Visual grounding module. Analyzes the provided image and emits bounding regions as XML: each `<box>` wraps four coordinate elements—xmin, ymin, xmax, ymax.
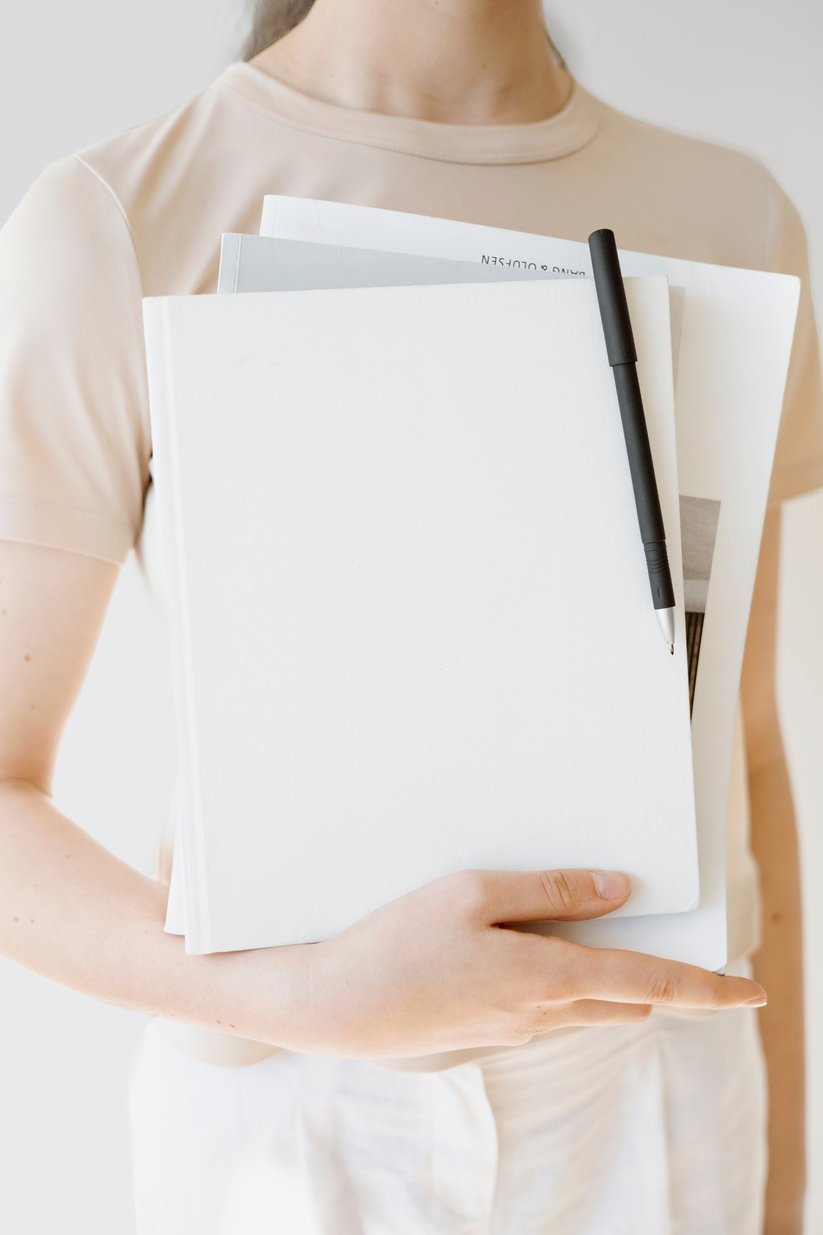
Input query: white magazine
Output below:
<box><xmin>145</xmin><ymin>275</ymin><xmax>699</xmax><ymax>955</ymax></box>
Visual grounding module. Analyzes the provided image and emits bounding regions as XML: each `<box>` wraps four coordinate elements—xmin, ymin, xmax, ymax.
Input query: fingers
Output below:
<box><xmin>551</xmin><ymin>941</ymin><xmax>767</xmax><ymax>1009</ymax></box>
<box><xmin>468</xmin><ymin>867</ymin><xmax>632</xmax><ymax>925</ymax></box>
<box><xmin>532</xmin><ymin>999</ymin><xmax>654</xmax><ymax>1032</ymax></box>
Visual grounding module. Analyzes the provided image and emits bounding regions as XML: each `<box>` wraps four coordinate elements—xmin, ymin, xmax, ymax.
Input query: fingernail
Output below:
<box><xmin>592</xmin><ymin>871</ymin><xmax>630</xmax><ymax>899</ymax></box>
<box><xmin>743</xmin><ymin>995</ymin><xmax>768</xmax><ymax>1007</ymax></box>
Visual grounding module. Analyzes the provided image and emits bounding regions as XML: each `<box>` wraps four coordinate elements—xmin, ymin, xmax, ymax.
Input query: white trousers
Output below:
<box><xmin>127</xmin><ymin>963</ymin><xmax>767</xmax><ymax>1235</ymax></box>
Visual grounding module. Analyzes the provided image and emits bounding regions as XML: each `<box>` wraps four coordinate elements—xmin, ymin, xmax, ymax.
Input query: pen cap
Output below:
<box><xmin>588</xmin><ymin>229</ymin><xmax>637</xmax><ymax>367</ymax></box>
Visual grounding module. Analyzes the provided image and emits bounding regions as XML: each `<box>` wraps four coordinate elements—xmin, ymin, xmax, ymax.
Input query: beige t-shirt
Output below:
<box><xmin>1</xmin><ymin>56</ymin><xmax>821</xmax><ymax>1070</ymax></box>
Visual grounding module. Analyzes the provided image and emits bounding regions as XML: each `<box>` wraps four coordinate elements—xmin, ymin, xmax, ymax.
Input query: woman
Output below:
<box><xmin>0</xmin><ymin>1</ymin><xmax>819</xmax><ymax>1231</ymax></box>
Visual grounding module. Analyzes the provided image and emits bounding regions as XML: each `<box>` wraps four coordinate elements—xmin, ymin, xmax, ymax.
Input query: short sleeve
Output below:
<box><xmin>762</xmin><ymin>167</ymin><xmax>823</xmax><ymax>509</ymax></box>
<box><xmin>0</xmin><ymin>153</ymin><xmax>151</xmax><ymax>565</ymax></box>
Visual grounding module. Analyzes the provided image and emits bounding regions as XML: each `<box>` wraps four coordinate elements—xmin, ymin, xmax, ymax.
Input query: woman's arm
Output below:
<box><xmin>0</xmin><ymin>537</ymin><xmax>329</xmax><ymax>1046</ymax></box>
<box><xmin>740</xmin><ymin>502</ymin><xmax>806</xmax><ymax>1235</ymax></box>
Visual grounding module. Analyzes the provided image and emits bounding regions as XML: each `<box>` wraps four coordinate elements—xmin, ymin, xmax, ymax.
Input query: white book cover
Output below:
<box><xmin>144</xmin><ymin>274</ymin><xmax>698</xmax><ymax>955</ymax></box>
<box><xmin>253</xmin><ymin>197</ymin><xmax>800</xmax><ymax>968</ymax></box>
<box><xmin>164</xmin><ymin>237</ymin><xmax>686</xmax><ymax>945</ymax></box>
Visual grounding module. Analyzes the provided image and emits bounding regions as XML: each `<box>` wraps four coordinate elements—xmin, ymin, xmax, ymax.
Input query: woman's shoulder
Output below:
<box><xmin>17</xmin><ymin>66</ymin><xmax>255</xmax><ymax>296</ymax></box>
<box><xmin>593</xmin><ymin>87</ymin><xmax>768</xmax><ymax>188</ymax></box>
<box><xmin>70</xmin><ymin>75</ymin><xmax>221</xmax><ymax>209</ymax></box>
<box><xmin>584</xmin><ymin>85</ymin><xmax>795</xmax><ymax>271</ymax></box>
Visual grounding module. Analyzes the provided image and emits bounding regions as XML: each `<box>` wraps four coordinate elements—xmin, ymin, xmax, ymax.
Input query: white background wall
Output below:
<box><xmin>0</xmin><ymin>0</ymin><xmax>820</xmax><ymax>1230</ymax></box>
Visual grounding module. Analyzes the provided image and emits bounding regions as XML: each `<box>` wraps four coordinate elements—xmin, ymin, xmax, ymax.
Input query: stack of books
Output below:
<box><xmin>141</xmin><ymin>198</ymin><xmax>799</xmax><ymax>971</ymax></box>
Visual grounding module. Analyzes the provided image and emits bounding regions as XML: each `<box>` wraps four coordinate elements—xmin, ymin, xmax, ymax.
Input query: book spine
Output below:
<box><xmin>144</xmin><ymin>299</ymin><xmax>213</xmax><ymax>953</ymax></box>
<box><xmin>216</xmin><ymin>233</ymin><xmax>242</xmax><ymax>294</ymax></box>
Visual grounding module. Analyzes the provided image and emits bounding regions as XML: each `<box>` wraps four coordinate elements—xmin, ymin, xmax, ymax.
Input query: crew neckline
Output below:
<box><xmin>212</xmin><ymin>58</ymin><xmax>604</xmax><ymax>165</ymax></box>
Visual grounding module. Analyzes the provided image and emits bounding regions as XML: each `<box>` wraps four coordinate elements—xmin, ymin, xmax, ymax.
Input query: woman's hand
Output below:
<box><xmin>302</xmin><ymin>867</ymin><xmax>767</xmax><ymax>1060</ymax></box>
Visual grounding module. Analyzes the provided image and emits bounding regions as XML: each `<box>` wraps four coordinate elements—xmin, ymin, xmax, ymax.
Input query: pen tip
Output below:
<box><xmin>669</xmin><ymin>643</ymin><xmax>674</xmax><ymax>656</ymax></box>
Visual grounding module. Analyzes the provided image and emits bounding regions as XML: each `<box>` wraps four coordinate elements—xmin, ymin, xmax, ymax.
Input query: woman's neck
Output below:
<box><xmin>249</xmin><ymin>0</ymin><xmax>572</xmax><ymax>125</ymax></box>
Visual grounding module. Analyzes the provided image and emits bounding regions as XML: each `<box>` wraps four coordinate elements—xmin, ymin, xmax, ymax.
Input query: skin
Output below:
<box><xmin>0</xmin><ymin>0</ymin><xmax>801</xmax><ymax>1224</ymax></box>
<box><xmin>251</xmin><ymin>0</ymin><xmax>573</xmax><ymax>126</ymax></box>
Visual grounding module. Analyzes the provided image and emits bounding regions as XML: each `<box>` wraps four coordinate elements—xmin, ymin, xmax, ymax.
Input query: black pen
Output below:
<box><xmin>587</xmin><ymin>228</ymin><xmax>676</xmax><ymax>654</ymax></box>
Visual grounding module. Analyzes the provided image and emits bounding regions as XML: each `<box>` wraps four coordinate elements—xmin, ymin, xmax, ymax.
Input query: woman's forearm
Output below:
<box><xmin>0</xmin><ymin>777</ymin><xmax>324</xmax><ymax>1047</ymax></box>
<box><xmin>748</xmin><ymin>748</ymin><xmax>806</xmax><ymax>1234</ymax></box>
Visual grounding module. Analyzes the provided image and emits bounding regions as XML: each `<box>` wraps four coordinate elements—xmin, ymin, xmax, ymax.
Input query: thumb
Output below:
<box><xmin>479</xmin><ymin>867</ymin><xmax>632</xmax><ymax>924</ymax></box>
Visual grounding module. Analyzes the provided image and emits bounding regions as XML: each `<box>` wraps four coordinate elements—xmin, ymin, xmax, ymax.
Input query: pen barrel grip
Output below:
<box><xmin>643</xmin><ymin>540</ymin><xmax>676</xmax><ymax>610</ymax></box>
<box><xmin>611</xmin><ymin>362</ymin><xmax>667</xmax><ymax>542</ymax></box>
<box><xmin>588</xmin><ymin>229</ymin><xmax>637</xmax><ymax>365</ymax></box>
